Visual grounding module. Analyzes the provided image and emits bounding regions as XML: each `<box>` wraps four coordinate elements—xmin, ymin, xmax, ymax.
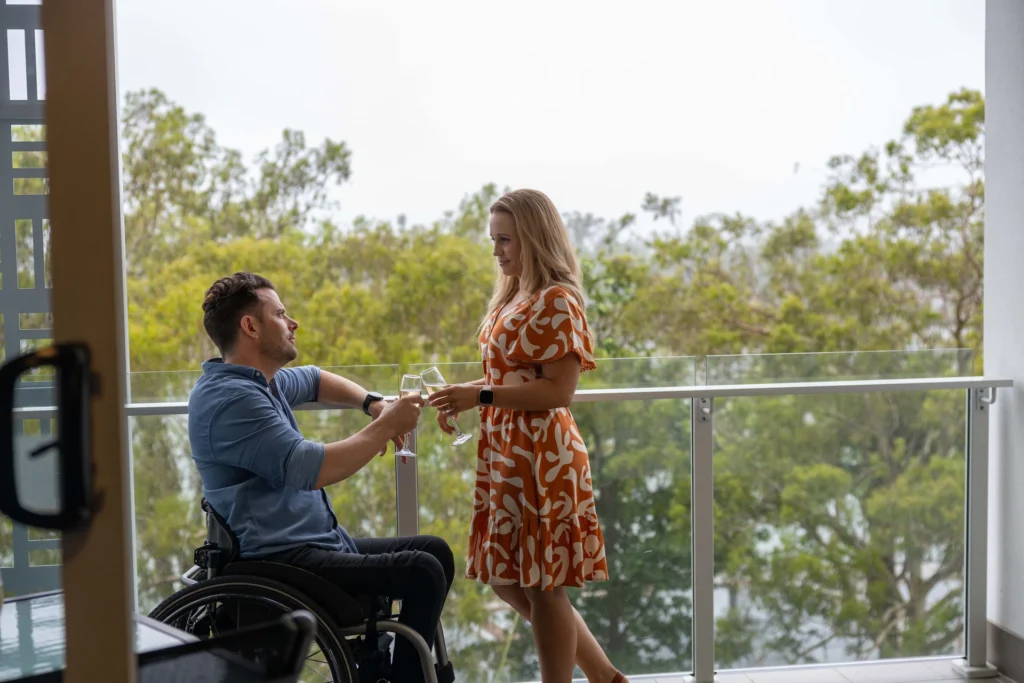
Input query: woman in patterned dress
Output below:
<box><xmin>428</xmin><ymin>189</ymin><xmax>628</xmax><ymax>683</ymax></box>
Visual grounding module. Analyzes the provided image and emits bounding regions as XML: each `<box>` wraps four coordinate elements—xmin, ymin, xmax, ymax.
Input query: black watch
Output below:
<box><xmin>362</xmin><ymin>391</ymin><xmax>384</xmax><ymax>416</ymax></box>
<box><xmin>479</xmin><ymin>386</ymin><xmax>494</xmax><ymax>406</ymax></box>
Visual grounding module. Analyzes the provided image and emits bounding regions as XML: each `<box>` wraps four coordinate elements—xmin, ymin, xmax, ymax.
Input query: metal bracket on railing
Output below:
<box><xmin>698</xmin><ymin>397</ymin><xmax>713</xmax><ymax>422</ymax></box>
<box><xmin>977</xmin><ymin>387</ymin><xmax>997</xmax><ymax>410</ymax></box>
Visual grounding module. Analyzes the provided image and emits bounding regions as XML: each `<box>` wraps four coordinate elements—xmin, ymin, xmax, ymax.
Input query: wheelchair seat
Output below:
<box><xmin>194</xmin><ymin>498</ymin><xmax>384</xmax><ymax>626</ymax></box>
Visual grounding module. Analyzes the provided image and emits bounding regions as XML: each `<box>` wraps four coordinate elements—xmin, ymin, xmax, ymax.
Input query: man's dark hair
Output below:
<box><xmin>202</xmin><ymin>272</ymin><xmax>276</xmax><ymax>355</ymax></box>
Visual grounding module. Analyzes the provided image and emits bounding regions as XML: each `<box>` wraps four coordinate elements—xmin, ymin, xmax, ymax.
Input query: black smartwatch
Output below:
<box><xmin>479</xmin><ymin>386</ymin><xmax>494</xmax><ymax>406</ymax></box>
<box><xmin>362</xmin><ymin>391</ymin><xmax>384</xmax><ymax>416</ymax></box>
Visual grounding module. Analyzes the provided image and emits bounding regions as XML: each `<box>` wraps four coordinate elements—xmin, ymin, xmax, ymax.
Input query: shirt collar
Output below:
<box><xmin>201</xmin><ymin>357</ymin><xmax>271</xmax><ymax>387</ymax></box>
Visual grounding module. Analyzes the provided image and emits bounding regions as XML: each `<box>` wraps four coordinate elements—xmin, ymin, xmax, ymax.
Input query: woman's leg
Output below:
<box><xmin>570</xmin><ymin>607</ymin><xmax>622</xmax><ymax>683</ymax></box>
<box><xmin>491</xmin><ymin>583</ymin><xmax>532</xmax><ymax>619</ymax></box>
<box><xmin>525</xmin><ymin>586</ymin><xmax>578</xmax><ymax>682</ymax></box>
<box><xmin>491</xmin><ymin>584</ymin><xmax>626</xmax><ymax>683</ymax></box>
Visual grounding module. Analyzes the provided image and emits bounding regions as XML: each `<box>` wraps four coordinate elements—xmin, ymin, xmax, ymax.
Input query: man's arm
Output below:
<box><xmin>313</xmin><ymin>420</ymin><xmax>393</xmax><ymax>489</ymax></box>
<box><xmin>278</xmin><ymin>366</ymin><xmax>385</xmax><ymax>417</ymax></box>
<box><xmin>317</xmin><ymin>369</ymin><xmax>377</xmax><ymax>411</ymax></box>
<box><xmin>319</xmin><ymin>369</ymin><xmax>398</xmax><ymax>423</ymax></box>
<box><xmin>313</xmin><ymin>395</ymin><xmax>423</xmax><ymax>489</ymax></box>
<box><xmin>208</xmin><ymin>396</ymin><xmax>328</xmax><ymax>491</ymax></box>
<box><xmin>209</xmin><ymin>390</ymin><xmax>420</xmax><ymax>491</ymax></box>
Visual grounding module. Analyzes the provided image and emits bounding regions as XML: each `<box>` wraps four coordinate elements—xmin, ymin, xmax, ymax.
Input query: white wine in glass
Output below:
<box><xmin>420</xmin><ymin>366</ymin><xmax>474</xmax><ymax>446</ymax></box>
<box><xmin>396</xmin><ymin>374</ymin><xmax>422</xmax><ymax>457</ymax></box>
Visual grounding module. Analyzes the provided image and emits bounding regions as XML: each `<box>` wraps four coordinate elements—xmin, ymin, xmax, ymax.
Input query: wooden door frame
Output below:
<box><xmin>41</xmin><ymin>0</ymin><xmax>135</xmax><ymax>681</ymax></box>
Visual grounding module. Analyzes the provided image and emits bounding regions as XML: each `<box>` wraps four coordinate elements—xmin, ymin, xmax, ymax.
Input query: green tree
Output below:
<box><xmin>615</xmin><ymin>89</ymin><xmax>983</xmax><ymax>666</ymax></box>
<box><xmin>118</xmin><ymin>86</ymin><xmax>986</xmax><ymax>680</ymax></box>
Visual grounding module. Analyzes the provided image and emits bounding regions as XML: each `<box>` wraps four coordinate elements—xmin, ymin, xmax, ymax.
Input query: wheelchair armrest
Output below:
<box><xmin>194</xmin><ymin>542</ymin><xmax>233</xmax><ymax>572</ymax></box>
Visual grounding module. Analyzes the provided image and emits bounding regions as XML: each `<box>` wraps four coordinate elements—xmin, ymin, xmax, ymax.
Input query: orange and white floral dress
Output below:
<box><xmin>466</xmin><ymin>285</ymin><xmax>609</xmax><ymax>589</ymax></box>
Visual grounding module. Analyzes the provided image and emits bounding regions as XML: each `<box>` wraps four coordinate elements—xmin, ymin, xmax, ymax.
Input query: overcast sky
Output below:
<box><xmin>108</xmin><ymin>0</ymin><xmax>984</xmax><ymax>234</ymax></box>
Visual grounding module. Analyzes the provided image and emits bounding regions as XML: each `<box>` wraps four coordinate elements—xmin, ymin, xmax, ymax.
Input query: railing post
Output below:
<box><xmin>954</xmin><ymin>387</ymin><xmax>998</xmax><ymax>678</ymax></box>
<box><xmin>687</xmin><ymin>397</ymin><xmax>716</xmax><ymax>683</ymax></box>
<box><xmin>395</xmin><ymin>427</ymin><xmax>420</xmax><ymax>537</ymax></box>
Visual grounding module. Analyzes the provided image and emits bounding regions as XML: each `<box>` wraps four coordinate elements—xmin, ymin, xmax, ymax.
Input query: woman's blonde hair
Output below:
<box><xmin>483</xmin><ymin>189</ymin><xmax>587</xmax><ymax>327</ymax></box>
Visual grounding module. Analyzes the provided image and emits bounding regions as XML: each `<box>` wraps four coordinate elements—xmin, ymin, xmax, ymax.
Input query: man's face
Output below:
<box><xmin>254</xmin><ymin>288</ymin><xmax>298</xmax><ymax>365</ymax></box>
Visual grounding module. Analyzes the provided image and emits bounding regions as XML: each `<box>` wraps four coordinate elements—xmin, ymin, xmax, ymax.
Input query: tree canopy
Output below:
<box><xmin>97</xmin><ymin>86</ymin><xmax>989</xmax><ymax>681</ymax></box>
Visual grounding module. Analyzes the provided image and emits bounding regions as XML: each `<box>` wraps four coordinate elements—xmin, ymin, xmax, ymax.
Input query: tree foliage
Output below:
<box><xmin>113</xmin><ymin>88</ymin><xmax>985</xmax><ymax>681</ymax></box>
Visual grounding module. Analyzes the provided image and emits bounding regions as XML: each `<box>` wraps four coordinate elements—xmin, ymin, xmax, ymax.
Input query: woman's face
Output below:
<box><xmin>489</xmin><ymin>211</ymin><xmax>523</xmax><ymax>278</ymax></box>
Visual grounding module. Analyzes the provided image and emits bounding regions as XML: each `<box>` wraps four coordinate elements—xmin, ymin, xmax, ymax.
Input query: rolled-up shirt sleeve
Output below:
<box><xmin>275</xmin><ymin>366</ymin><xmax>322</xmax><ymax>407</ymax></box>
<box><xmin>207</xmin><ymin>389</ymin><xmax>325</xmax><ymax>490</ymax></box>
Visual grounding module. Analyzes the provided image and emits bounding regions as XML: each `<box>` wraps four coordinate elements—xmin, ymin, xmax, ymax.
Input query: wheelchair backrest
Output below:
<box><xmin>201</xmin><ymin>497</ymin><xmax>240</xmax><ymax>562</ymax></box>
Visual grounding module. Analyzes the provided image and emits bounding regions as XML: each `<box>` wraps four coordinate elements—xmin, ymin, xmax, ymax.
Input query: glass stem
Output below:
<box><xmin>448</xmin><ymin>415</ymin><xmax>466</xmax><ymax>436</ymax></box>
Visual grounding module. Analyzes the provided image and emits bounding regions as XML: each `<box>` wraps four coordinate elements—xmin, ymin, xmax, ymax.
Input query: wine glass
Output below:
<box><xmin>420</xmin><ymin>366</ymin><xmax>474</xmax><ymax>446</ymax></box>
<box><xmin>396</xmin><ymin>374</ymin><xmax>422</xmax><ymax>458</ymax></box>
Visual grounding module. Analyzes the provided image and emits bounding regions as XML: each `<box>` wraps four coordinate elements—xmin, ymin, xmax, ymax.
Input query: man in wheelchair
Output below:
<box><xmin>181</xmin><ymin>272</ymin><xmax>455</xmax><ymax>683</ymax></box>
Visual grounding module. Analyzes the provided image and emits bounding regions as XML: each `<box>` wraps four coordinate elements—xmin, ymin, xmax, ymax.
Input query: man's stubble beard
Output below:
<box><xmin>261</xmin><ymin>337</ymin><xmax>297</xmax><ymax>365</ymax></box>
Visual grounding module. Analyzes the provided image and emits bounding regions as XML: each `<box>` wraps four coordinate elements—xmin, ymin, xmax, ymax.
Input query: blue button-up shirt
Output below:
<box><xmin>188</xmin><ymin>359</ymin><xmax>358</xmax><ymax>557</ymax></box>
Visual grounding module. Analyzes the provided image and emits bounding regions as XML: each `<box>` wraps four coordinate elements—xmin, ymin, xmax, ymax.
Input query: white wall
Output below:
<box><xmin>986</xmin><ymin>0</ymin><xmax>1024</xmax><ymax>639</ymax></box>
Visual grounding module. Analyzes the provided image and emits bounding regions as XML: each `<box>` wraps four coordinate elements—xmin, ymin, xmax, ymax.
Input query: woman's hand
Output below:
<box><xmin>428</xmin><ymin>383</ymin><xmax>480</xmax><ymax>418</ymax></box>
<box><xmin>436</xmin><ymin>409</ymin><xmax>456</xmax><ymax>435</ymax></box>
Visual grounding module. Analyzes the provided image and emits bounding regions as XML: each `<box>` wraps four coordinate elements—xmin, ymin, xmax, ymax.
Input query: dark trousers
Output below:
<box><xmin>264</xmin><ymin>535</ymin><xmax>454</xmax><ymax>683</ymax></box>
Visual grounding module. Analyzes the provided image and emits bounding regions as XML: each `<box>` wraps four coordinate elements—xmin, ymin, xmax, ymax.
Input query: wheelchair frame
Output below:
<box><xmin>164</xmin><ymin>499</ymin><xmax>452</xmax><ymax>683</ymax></box>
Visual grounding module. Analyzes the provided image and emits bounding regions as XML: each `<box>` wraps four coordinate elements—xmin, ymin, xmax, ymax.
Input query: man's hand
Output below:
<box><xmin>379</xmin><ymin>396</ymin><xmax>423</xmax><ymax>462</ymax></box>
<box><xmin>378</xmin><ymin>395</ymin><xmax>423</xmax><ymax>437</ymax></box>
<box><xmin>367</xmin><ymin>398</ymin><xmax>395</xmax><ymax>455</ymax></box>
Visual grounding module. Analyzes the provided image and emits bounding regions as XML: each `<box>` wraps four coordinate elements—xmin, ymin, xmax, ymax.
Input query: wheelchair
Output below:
<box><xmin>148</xmin><ymin>499</ymin><xmax>455</xmax><ymax>683</ymax></box>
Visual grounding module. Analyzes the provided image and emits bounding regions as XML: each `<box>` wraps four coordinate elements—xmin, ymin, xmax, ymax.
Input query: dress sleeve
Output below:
<box><xmin>506</xmin><ymin>286</ymin><xmax>597</xmax><ymax>371</ymax></box>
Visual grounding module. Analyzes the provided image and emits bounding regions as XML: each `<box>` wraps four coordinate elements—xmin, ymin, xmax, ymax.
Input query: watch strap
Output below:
<box><xmin>362</xmin><ymin>392</ymin><xmax>383</xmax><ymax>416</ymax></box>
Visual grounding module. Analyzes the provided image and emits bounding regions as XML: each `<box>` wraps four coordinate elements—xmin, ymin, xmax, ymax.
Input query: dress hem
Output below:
<box><xmin>465</xmin><ymin>508</ymin><xmax>610</xmax><ymax>590</ymax></box>
<box><xmin>464</xmin><ymin>572</ymin><xmax>610</xmax><ymax>590</ymax></box>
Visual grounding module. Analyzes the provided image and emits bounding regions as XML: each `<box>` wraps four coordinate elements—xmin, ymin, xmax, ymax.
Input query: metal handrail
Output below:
<box><xmin>9</xmin><ymin>375</ymin><xmax>1012</xmax><ymax>420</ymax></box>
<box><xmin>7</xmin><ymin>373</ymin><xmax>1012</xmax><ymax>682</ymax></box>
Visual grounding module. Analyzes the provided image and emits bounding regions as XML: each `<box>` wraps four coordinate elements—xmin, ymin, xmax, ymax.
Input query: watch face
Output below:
<box><xmin>367</xmin><ymin>392</ymin><xmax>383</xmax><ymax>400</ymax></box>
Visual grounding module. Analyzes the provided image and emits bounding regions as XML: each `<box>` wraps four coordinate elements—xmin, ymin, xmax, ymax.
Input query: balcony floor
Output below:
<box><xmin>576</xmin><ymin>660</ymin><xmax>1017</xmax><ymax>683</ymax></box>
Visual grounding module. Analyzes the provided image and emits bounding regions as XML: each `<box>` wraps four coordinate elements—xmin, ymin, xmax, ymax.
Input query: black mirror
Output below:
<box><xmin>0</xmin><ymin>342</ymin><xmax>93</xmax><ymax>530</ymax></box>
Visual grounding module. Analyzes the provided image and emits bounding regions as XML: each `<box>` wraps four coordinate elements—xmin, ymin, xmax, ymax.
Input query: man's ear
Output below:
<box><xmin>239</xmin><ymin>314</ymin><xmax>259</xmax><ymax>339</ymax></box>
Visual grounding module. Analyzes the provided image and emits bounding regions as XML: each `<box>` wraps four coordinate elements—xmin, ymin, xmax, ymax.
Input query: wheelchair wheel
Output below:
<box><xmin>149</xmin><ymin>574</ymin><xmax>359</xmax><ymax>683</ymax></box>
